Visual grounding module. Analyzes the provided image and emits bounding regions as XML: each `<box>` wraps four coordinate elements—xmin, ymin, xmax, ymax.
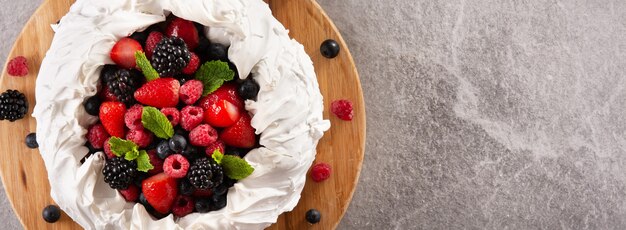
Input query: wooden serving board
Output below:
<box><xmin>0</xmin><ymin>0</ymin><xmax>365</xmax><ymax>229</ymax></box>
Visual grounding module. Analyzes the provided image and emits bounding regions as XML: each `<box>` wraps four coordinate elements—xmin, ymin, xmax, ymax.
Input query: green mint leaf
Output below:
<box><xmin>135</xmin><ymin>51</ymin><xmax>159</xmax><ymax>81</ymax></box>
<box><xmin>222</xmin><ymin>155</ymin><xmax>254</xmax><ymax>180</ymax></box>
<box><xmin>212</xmin><ymin>150</ymin><xmax>224</xmax><ymax>164</ymax></box>
<box><xmin>136</xmin><ymin>150</ymin><xmax>154</xmax><ymax>172</ymax></box>
<box><xmin>108</xmin><ymin>137</ymin><xmax>138</xmax><ymax>157</ymax></box>
<box><xmin>124</xmin><ymin>148</ymin><xmax>140</xmax><ymax>161</ymax></box>
<box><xmin>142</xmin><ymin>106</ymin><xmax>174</xmax><ymax>139</ymax></box>
<box><xmin>194</xmin><ymin>60</ymin><xmax>235</xmax><ymax>96</ymax></box>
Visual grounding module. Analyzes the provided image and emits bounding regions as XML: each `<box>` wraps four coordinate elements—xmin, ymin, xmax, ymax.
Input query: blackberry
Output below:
<box><xmin>102</xmin><ymin>157</ymin><xmax>138</xmax><ymax>189</ymax></box>
<box><xmin>106</xmin><ymin>69</ymin><xmax>141</xmax><ymax>105</ymax></box>
<box><xmin>0</xmin><ymin>89</ymin><xmax>28</xmax><ymax>122</ymax></box>
<box><xmin>100</xmin><ymin>64</ymin><xmax>119</xmax><ymax>83</ymax></box>
<box><xmin>151</xmin><ymin>37</ymin><xmax>191</xmax><ymax>76</ymax></box>
<box><xmin>187</xmin><ymin>158</ymin><xmax>223</xmax><ymax>189</ymax></box>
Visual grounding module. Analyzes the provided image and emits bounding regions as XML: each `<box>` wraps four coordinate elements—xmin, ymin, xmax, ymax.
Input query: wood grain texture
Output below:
<box><xmin>0</xmin><ymin>0</ymin><xmax>365</xmax><ymax>229</ymax></box>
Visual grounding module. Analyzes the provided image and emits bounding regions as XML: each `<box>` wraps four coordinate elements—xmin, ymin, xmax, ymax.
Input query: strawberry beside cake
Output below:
<box><xmin>32</xmin><ymin>0</ymin><xmax>330</xmax><ymax>229</ymax></box>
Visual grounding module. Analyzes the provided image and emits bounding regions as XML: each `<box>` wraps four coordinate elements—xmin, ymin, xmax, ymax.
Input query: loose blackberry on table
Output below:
<box><xmin>151</xmin><ymin>37</ymin><xmax>191</xmax><ymax>76</ymax></box>
<box><xmin>0</xmin><ymin>89</ymin><xmax>28</xmax><ymax>122</ymax></box>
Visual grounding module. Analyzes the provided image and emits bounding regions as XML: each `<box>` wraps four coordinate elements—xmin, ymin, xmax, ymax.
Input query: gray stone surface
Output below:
<box><xmin>2</xmin><ymin>0</ymin><xmax>626</xmax><ymax>229</ymax></box>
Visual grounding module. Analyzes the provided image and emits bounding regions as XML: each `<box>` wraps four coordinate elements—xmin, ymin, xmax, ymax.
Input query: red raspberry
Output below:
<box><xmin>179</xmin><ymin>79</ymin><xmax>203</xmax><ymax>105</ymax></box>
<box><xmin>119</xmin><ymin>185</ymin><xmax>140</xmax><ymax>202</ymax></box>
<box><xmin>124</xmin><ymin>105</ymin><xmax>144</xmax><ymax>130</ymax></box>
<box><xmin>331</xmin><ymin>99</ymin><xmax>354</xmax><ymax>121</ymax></box>
<box><xmin>126</xmin><ymin>129</ymin><xmax>154</xmax><ymax>148</ymax></box>
<box><xmin>145</xmin><ymin>31</ymin><xmax>164</xmax><ymax>59</ymax></box>
<box><xmin>189</xmin><ymin>124</ymin><xmax>218</xmax><ymax>147</ymax></box>
<box><xmin>87</xmin><ymin>123</ymin><xmax>110</xmax><ymax>149</ymax></box>
<box><xmin>147</xmin><ymin>150</ymin><xmax>164</xmax><ymax>175</ymax></box>
<box><xmin>192</xmin><ymin>188</ymin><xmax>213</xmax><ymax>198</ymax></box>
<box><xmin>310</xmin><ymin>162</ymin><xmax>332</xmax><ymax>182</ymax></box>
<box><xmin>7</xmin><ymin>56</ymin><xmax>28</xmax><ymax>76</ymax></box>
<box><xmin>182</xmin><ymin>52</ymin><xmax>200</xmax><ymax>75</ymax></box>
<box><xmin>171</xmin><ymin>195</ymin><xmax>194</xmax><ymax>217</ymax></box>
<box><xmin>160</xmin><ymin>107</ymin><xmax>180</xmax><ymax>127</ymax></box>
<box><xmin>163</xmin><ymin>154</ymin><xmax>190</xmax><ymax>178</ymax></box>
<box><xmin>205</xmin><ymin>140</ymin><xmax>225</xmax><ymax>157</ymax></box>
<box><xmin>103</xmin><ymin>137</ymin><xmax>115</xmax><ymax>159</ymax></box>
<box><xmin>180</xmin><ymin>106</ymin><xmax>204</xmax><ymax>131</ymax></box>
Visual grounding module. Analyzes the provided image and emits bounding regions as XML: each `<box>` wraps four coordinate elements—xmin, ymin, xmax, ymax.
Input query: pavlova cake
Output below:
<box><xmin>31</xmin><ymin>0</ymin><xmax>330</xmax><ymax>228</ymax></box>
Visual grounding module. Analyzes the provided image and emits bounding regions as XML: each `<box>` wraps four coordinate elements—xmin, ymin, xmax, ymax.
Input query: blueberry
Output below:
<box><xmin>42</xmin><ymin>205</ymin><xmax>61</xmax><ymax>223</ymax></box>
<box><xmin>25</xmin><ymin>132</ymin><xmax>38</xmax><ymax>149</ymax></box>
<box><xmin>206</xmin><ymin>43</ymin><xmax>228</xmax><ymax>61</ymax></box>
<box><xmin>179</xmin><ymin>179</ymin><xmax>195</xmax><ymax>196</ymax></box>
<box><xmin>238</xmin><ymin>78</ymin><xmax>259</xmax><ymax>101</ymax></box>
<box><xmin>320</xmin><ymin>39</ymin><xmax>340</xmax><ymax>58</ymax></box>
<box><xmin>211</xmin><ymin>194</ymin><xmax>227</xmax><ymax>210</ymax></box>
<box><xmin>168</xmin><ymin>134</ymin><xmax>187</xmax><ymax>153</ymax></box>
<box><xmin>305</xmin><ymin>209</ymin><xmax>321</xmax><ymax>224</ymax></box>
<box><xmin>181</xmin><ymin>145</ymin><xmax>199</xmax><ymax>160</ymax></box>
<box><xmin>156</xmin><ymin>140</ymin><xmax>173</xmax><ymax>159</ymax></box>
<box><xmin>213</xmin><ymin>183</ymin><xmax>228</xmax><ymax>196</ymax></box>
<box><xmin>84</xmin><ymin>96</ymin><xmax>102</xmax><ymax>116</ymax></box>
<box><xmin>195</xmin><ymin>199</ymin><xmax>212</xmax><ymax>213</ymax></box>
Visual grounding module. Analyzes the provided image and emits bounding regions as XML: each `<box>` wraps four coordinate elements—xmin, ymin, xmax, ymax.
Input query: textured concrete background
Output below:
<box><xmin>2</xmin><ymin>0</ymin><xmax>626</xmax><ymax>229</ymax></box>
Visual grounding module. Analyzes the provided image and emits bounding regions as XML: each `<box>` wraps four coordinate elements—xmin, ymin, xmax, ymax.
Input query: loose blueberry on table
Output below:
<box><xmin>81</xmin><ymin>16</ymin><xmax>261</xmax><ymax>218</ymax></box>
<box><xmin>42</xmin><ymin>205</ymin><xmax>61</xmax><ymax>223</ymax></box>
<box><xmin>306</xmin><ymin>208</ymin><xmax>321</xmax><ymax>224</ymax></box>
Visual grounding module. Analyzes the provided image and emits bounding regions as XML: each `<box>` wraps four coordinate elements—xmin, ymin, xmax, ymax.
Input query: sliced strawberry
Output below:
<box><xmin>110</xmin><ymin>38</ymin><xmax>143</xmax><ymax>69</ymax></box>
<box><xmin>199</xmin><ymin>83</ymin><xmax>244</xmax><ymax>111</ymax></box>
<box><xmin>220</xmin><ymin>113</ymin><xmax>256</xmax><ymax>148</ymax></box>
<box><xmin>204</xmin><ymin>99</ymin><xmax>240</xmax><ymax>127</ymax></box>
<box><xmin>166</xmin><ymin>18</ymin><xmax>199</xmax><ymax>50</ymax></box>
<box><xmin>145</xmin><ymin>31</ymin><xmax>164</xmax><ymax>59</ymax></box>
<box><xmin>142</xmin><ymin>173</ymin><xmax>178</xmax><ymax>214</ymax></box>
<box><xmin>134</xmin><ymin>78</ymin><xmax>181</xmax><ymax>108</ymax></box>
<box><xmin>99</xmin><ymin>102</ymin><xmax>127</xmax><ymax>138</ymax></box>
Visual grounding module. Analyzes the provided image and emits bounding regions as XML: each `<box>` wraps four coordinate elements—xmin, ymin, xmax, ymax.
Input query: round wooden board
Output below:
<box><xmin>0</xmin><ymin>0</ymin><xmax>365</xmax><ymax>229</ymax></box>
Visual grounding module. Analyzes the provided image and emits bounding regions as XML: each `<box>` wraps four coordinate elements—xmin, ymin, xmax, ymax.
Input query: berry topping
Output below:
<box><xmin>306</xmin><ymin>209</ymin><xmax>321</xmax><ymax>224</ymax></box>
<box><xmin>179</xmin><ymin>79</ymin><xmax>203</xmax><ymax>105</ymax></box>
<box><xmin>160</xmin><ymin>107</ymin><xmax>180</xmax><ymax>127</ymax></box>
<box><xmin>178</xmin><ymin>179</ymin><xmax>195</xmax><ymax>196</ymax></box>
<box><xmin>151</xmin><ymin>37</ymin><xmax>191</xmax><ymax>76</ymax></box>
<box><xmin>204</xmin><ymin>99</ymin><xmax>240</xmax><ymax>128</ymax></box>
<box><xmin>195</xmin><ymin>199</ymin><xmax>211</xmax><ymax>213</ymax></box>
<box><xmin>103</xmin><ymin>157</ymin><xmax>138</xmax><ymax>190</ymax></box>
<box><xmin>126</xmin><ymin>129</ymin><xmax>154</xmax><ymax>148</ymax></box>
<box><xmin>189</xmin><ymin>124</ymin><xmax>218</xmax><ymax>147</ymax></box>
<box><xmin>7</xmin><ymin>56</ymin><xmax>28</xmax><ymax>77</ymax></box>
<box><xmin>84</xmin><ymin>96</ymin><xmax>102</xmax><ymax>116</ymax></box>
<box><xmin>168</xmin><ymin>134</ymin><xmax>187</xmax><ymax>153</ymax></box>
<box><xmin>320</xmin><ymin>39</ymin><xmax>340</xmax><ymax>58</ymax></box>
<box><xmin>0</xmin><ymin>89</ymin><xmax>28</xmax><ymax>122</ymax></box>
<box><xmin>25</xmin><ymin>132</ymin><xmax>38</xmax><ymax>149</ymax></box>
<box><xmin>199</xmin><ymin>83</ymin><xmax>244</xmax><ymax>111</ymax></box>
<box><xmin>124</xmin><ymin>104</ymin><xmax>144</xmax><ymax>130</ymax></box>
<box><xmin>141</xmin><ymin>173</ymin><xmax>179</xmax><ymax>214</ymax></box>
<box><xmin>145</xmin><ymin>31</ymin><xmax>164</xmax><ymax>59</ymax></box>
<box><xmin>110</xmin><ymin>37</ymin><xmax>143</xmax><ymax>69</ymax></box>
<box><xmin>182</xmin><ymin>52</ymin><xmax>200</xmax><ymax>75</ymax></box>
<box><xmin>147</xmin><ymin>150</ymin><xmax>164</xmax><ymax>175</ymax></box>
<box><xmin>310</xmin><ymin>162</ymin><xmax>332</xmax><ymax>182</ymax></box>
<box><xmin>206</xmin><ymin>43</ymin><xmax>228</xmax><ymax>61</ymax></box>
<box><xmin>42</xmin><ymin>205</ymin><xmax>61</xmax><ymax>223</ymax></box>
<box><xmin>103</xmin><ymin>137</ymin><xmax>115</xmax><ymax>159</ymax></box>
<box><xmin>87</xmin><ymin>123</ymin><xmax>110</xmax><ymax>149</ymax></box>
<box><xmin>187</xmin><ymin>157</ymin><xmax>223</xmax><ymax>189</ymax></box>
<box><xmin>331</xmin><ymin>99</ymin><xmax>354</xmax><ymax>121</ymax></box>
<box><xmin>156</xmin><ymin>140</ymin><xmax>173</xmax><ymax>159</ymax></box>
<box><xmin>205</xmin><ymin>140</ymin><xmax>225</xmax><ymax>157</ymax></box>
<box><xmin>238</xmin><ymin>78</ymin><xmax>260</xmax><ymax>100</ymax></box>
<box><xmin>99</xmin><ymin>101</ymin><xmax>127</xmax><ymax>138</ymax></box>
<box><xmin>180</xmin><ymin>106</ymin><xmax>204</xmax><ymax>131</ymax></box>
<box><xmin>100</xmin><ymin>65</ymin><xmax>119</xmax><ymax>83</ymax></box>
<box><xmin>166</xmin><ymin>18</ymin><xmax>199</xmax><ymax>50</ymax></box>
<box><xmin>163</xmin><ymin>154</ymin><xmax>190</xmax><ymax>178</ymax></box>
<box><xmin>211</xmin><ymin>194</ymin><xmax>227</xmax><ymax>210</ymax></box>
<box><xmin>172</xmin><ymin>195</ymin><xmax>194</xmax><ymax>217</ymax></box>
<box><xmin>106</xmin><ymin>69</ymin><xmax>142</xmax><ymax>105</ymax></box>
<box><xmin>220</xmin><ymin>113</ymin><xmax>256</xmax><ymax>148</ymax></box>
<box><xmin>134</xmin><ymin>78</ymin><xmax>181</xmax><ymax>108</ymax></box>
<box><xmin>119</xmin><ymin>184</ymin><xmax>140</xmax><ymax>202</ymax></box>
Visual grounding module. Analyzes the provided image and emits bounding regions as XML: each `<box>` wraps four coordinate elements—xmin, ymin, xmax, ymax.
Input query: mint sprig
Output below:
<box><xmin>136</xmin><ymin>150</ymin><xmax>154</xmax><ymax>172</ymax></box>
<box><xmin>212</xmin><ymin>150</ymin><xmax>254</xmax><ymax>180</ymax></box>
<box><xmin>194</xmin><ymin>60</ymin><xmax>235</xmax><ymax>96</ymax></box>
<box><xmin>141</xmin><ymin>106</ymin><xmax>174</xmax><ymax>139</ymax></box>
<box><xmin>135</xmin><ymin>51</ymin><xmax>159</xmax><ymax>81</ymax></box>
<box><xmin>107</xmin><ymin>137</ymin><xmax>153</xmax><ymax>172</ymax></box>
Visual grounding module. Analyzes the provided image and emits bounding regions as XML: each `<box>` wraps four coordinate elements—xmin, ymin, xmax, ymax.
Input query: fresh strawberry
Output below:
<box><xmin>110</xmin><ymin>38</ymin><xmax>143</xmax><ymax>69</ymax></box>
<box><xmin>145</xmin><ymin>31</ymin><xmax>164</xmax><ymax>59</ymax></box>
<box><xmin>142</xmin><ymin>173</ymin><xmax>178</xmax><ymax>214</ymax></box>
<box><xmin>166</xmin><ymin>18</ymin><xmax>199</xmax><ymax>50</ymax></box>
<box><xmin>198</xmin><ymin>83</ymin><xmax>244</xmax><ymax>111</ymax></box>
<box><xmin>99</xmin><ymin>102</ymin><xmax>127</xmax><ymax>138</ymax></box>
<box><xmin>204</xmin><ymin>99</ymin><xmax>240</xmax><ymax>127</ymax></box>
<box><xmin>220</xmin><ymin>113</ymin><xmax>256</xmax><ymax>148</ymax></box>
<box><xmin>182</xmin><ymin>52</ymin><xmax>199</xmax><ymax>75</ymax></box>
<box><xmin>134</xmin><ymin>78</ymin><xmax>181</xmax><ymax>108</ymax></box>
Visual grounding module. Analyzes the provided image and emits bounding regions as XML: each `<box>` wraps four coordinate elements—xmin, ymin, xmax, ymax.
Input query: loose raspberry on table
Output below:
<box><xmin>163</xmin><ymin>154</ymin><xmax>190</xmax><ymax>178</ymax></box>
<box><xmin>172</xmin><ymin>195</ymin><xmax>194</xmax><ymax>217</ymax></box>
<box><xmin>119</xmin><ymin>185</ymin><xmax>140</xmax><ymax>202</ymax></box>
<box><xmin>87</xmin><ymin>123</ymin><xmax>110</xmax><ymax>149</ymax></box>
<box><xmin>180</xmin><ymin>106</ymin><xmax>204</xmax><ymax>131</ymax></box>
<box><xmin>330</xmin><ymin>99</ymin><xmax>354</xmax><ymax>121</ymax></box>
<box><xmin>124</xmin><ymin>104</ymin><xmax>144</xmax><ymax>130</ymax></box>
<box><xmin>160</xmin><ymin>107</ymin><xmax>180</xmax><ymax>127</ymax></box>
<box><xmin>189</xmin><ymin>124</ymin><xmax>218</xmax><ymax>147</ymax></box>
<box><xmin>310</xmin><ymin>162</ymin><xmax>332</xmax><ymax>182</ymax></box>
<box><xmin>7</xmin><ymin>56</ymin><xmax>28</xmax><ymax>76</ymax></box>
<box><xmin>179</xmin><ymin>79</ymin><xmax>203</xmax><ymax>105</ymax></box>
<box><xmin>126</xmin><ymin>129</ymin><xmax>154</xmax><ymax>148</ymax></box>
<box><xmin>205</xmin><ymin>140</ymin><xmax>225</xmax><ymax>157</ymax></box>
